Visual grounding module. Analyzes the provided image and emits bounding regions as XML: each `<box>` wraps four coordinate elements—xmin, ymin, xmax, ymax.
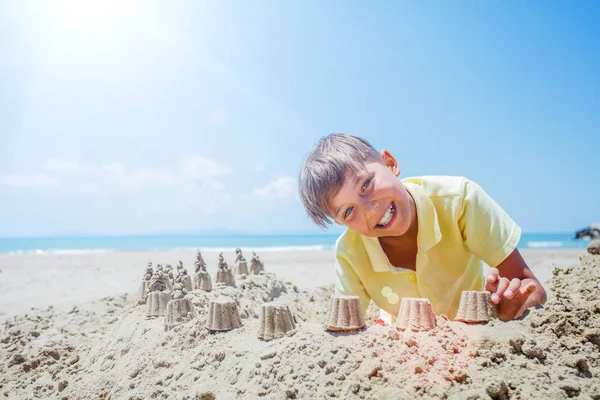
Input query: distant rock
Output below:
<box><xmin>575</xmin><ymin>223</ymin><xmax>600</xmax><ymax>240</ymax></box>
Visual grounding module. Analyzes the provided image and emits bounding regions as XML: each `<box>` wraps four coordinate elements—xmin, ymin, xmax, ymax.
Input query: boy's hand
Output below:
<box><xmin>485</xmin><ymin>267</ymin><xmax>541</xmax><ymax>320</ymax></box>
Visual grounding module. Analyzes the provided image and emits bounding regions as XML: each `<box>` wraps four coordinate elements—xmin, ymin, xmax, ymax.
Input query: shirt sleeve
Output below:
<box><xmin>457</xmin><ymin>178</ymin><xmax>522</xmax><ymax>267</ymax></box>
<box><xmin>334</xmin><ymin>254</ymin><xmax>371</xmax><ymax>313</ymax></box>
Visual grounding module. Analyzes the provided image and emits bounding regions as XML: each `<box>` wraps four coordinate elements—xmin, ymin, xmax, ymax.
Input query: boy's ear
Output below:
<box><xmin>380</xmin><ymin>149</ymin><xmax>400</xmax><ymax>177</ymax></box>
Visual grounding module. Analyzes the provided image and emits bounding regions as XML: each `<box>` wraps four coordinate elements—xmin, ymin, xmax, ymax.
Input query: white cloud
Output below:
<box><xmin>251</xmin><ymin>176</ymin><xmax>296</xmax><ymax>200</ymax></box>
<box><xmin>0</xmin><ymin>172</ymin><xmax>60</xmax><ymax>188</ymax></box>
<box><xmin>44</xmin><ymin>158</ymin><xmax>91</xmax><ymax>175</ymax></box>
<box><xmin>0</xmin><ymin>155</ymin><xmax>233</xmax><ymax>193</ymax></box>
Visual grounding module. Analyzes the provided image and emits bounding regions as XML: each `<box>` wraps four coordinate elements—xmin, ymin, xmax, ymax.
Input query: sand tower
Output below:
<box><xmin>258</xmin><ymin>302</ymin><xmax>297</xmax><ymax>341</ymax></box>
<box><xmin>164</xmin><ymin>263</ymin><xmax>175</xmax><ymax>285</ymax></box>
<box><xmin>193</xmin><ymin>250</ymin><xmax>212</xmax><ymax>291</ymax></box>
<box><xmin>588</xmin><ymin>239</ymin><xmax>600</xmax><ymax>255</ymax></box>
<box><xmin>137</xmin><ymin>262</ymin><xmax>154</xmax><ymax>305</ymax></box>
<box><xmin>164</xmin><ymin>282</ymin><xmax>197</xmax><ymax>331</ymax></box>
<box><xmin>215</xmin><ymin>252</ymin><xmax>235</xmax><ymax>286</ymax></box>
<box><xmin>156</xmin><ymin>264</ymin><xmax>173</xmax><ymax>291</ymax></box>
<box><xmin>324</xmin><ymin>295</ymin><xmax>366</xmax><ymax>331</ymax></box>
<box><xmin>396</xmin><ymin>298</ymin><xmax>437</xmax><ymax>332</ymax></box>
<box><xmin>454</xmin><ymin>291</ymin><xmax>498</xmax><ymax>323</ymax></box>
<box><xmin>250</xmin><ymin>252</ymin><xmax>265</xmax><ymax>275</ymax></box>
<box><xmin>233</xmin><ymin>248</ymin><xmax>249</xmax><ymax>276</ymax></box>
<box><xmin>206</xmin><ymin>297</ymin><xmax>241</xmax><ymax>332</ymax></box>
<box><xmin>175</xmin><ymin>261</ymin><xmax>193</xmax><ymax>291</ymax></box>
<box><xmin>145</xmin><ymin>271</ymin><xmax>172</xmax><ymax>318</ymax></box>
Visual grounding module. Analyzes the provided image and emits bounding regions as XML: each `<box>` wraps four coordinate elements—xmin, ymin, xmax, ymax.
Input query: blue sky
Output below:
<box><xmin>0</xmin><ymin>1</ymin><xmax>598</xmax><ymax>237</ymax></box>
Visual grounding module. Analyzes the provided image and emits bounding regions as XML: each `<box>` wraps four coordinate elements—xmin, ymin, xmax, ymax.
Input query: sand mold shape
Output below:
<box><xmin>146</xmin><ymin>291</ymin><xmax>172</xmax><ymax>318</ymax></box>
<box><xmin>164</xmin><ymin>298</ymin><xmax>197</xmax><ymax>331</ymax></box>
<box><xmin>194</xmin><ymin>270</ymin><xmax>213</xmax><ymax>291</ymax></box>
<box><xmin>396</xmin><ymin>298</ymin><xmax>437</xmax><ymax>332</ymax></box>
<box><xmin>179</xmin><ymin>274</ymin><xmax>193</xmax><ymax>292</ymax></box>
<box><xmin>216</xmin><ymin>268</ymin><xmax>235</xmax><ymax>286</ymax></box>
<box><xmin>206</xmin><ymin>298</ymin><xmax>242</xmax><ymax>331</ymax></box>
<box><xmin>250</xmin><ymin>252</ymin><xmax>265</xmax><ymax>275</ymax></box>
<box><xmin>454</xmin><ymin>291</ymin><xmax>498</xmax><ymax>323</ymax></box>
<box><xmin>325</xmin><ymin>295</ymin><xmax>366</xmax><ymax>331</ymax></box>
<box><xmin>233</xmin><ymin>260</ymin><xmax>249</xmax><ymax>276</ymax></box>
<box><xmin>137</xmin><ymin>280</ymin><xmax>151</xmax><ymax>304</ymax></box>
<box><xmin>233</xmin><ymin>248</ymin><xmax>249</xmax><ymax>275</ymax></box>
<box><xmin>588</xmin><ymin>239</ymin><xmax>600</xmax><ymax>255</ymax></box>
<box><xmin>258</xmin><ymin>302</ymin><xmax>297</xmax><ymax>341</ymax></box>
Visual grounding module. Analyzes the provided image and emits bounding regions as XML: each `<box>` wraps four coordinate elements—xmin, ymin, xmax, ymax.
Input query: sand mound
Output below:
<box><xmin>1</xmin><ymin>255</ymin><xmax>599</xmax><ymax>399</ymax></box>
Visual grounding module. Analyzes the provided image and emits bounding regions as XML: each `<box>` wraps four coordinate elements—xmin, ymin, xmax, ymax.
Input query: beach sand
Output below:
<box><xmin>1</xmin><ymin>248</ymin><xmax>598</xmax><ymax>399</ymax></box>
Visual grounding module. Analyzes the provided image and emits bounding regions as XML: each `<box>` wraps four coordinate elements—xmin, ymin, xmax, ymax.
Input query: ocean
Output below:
<box><xmin>0</xmin><ymin>232</ymin><xmax>590</xmax><ymax>255</ymax></box>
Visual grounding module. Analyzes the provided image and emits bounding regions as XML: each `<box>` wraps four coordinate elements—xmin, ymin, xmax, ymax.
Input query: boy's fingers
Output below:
<box><xmin>503</xmin><ymin>278</ymin><xmax>521</xmax><ymax>299</ymax></box>
<box><xmin>519</xmin><ymin>282</ymin><xmax>538</xmax><ymax>296</ymax></box>
<box><xmin>491</xmin><ymin>277</ymin><xmax>510</xmax><ymax>304</ymax></box>
<box><xmin>486</xmin><ymin>268</ymin><xmax>500</xmax><ymax>284</ymax></box>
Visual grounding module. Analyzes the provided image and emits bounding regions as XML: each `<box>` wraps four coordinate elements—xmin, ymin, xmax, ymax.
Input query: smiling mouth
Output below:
<box><xmin>376</xmin><ymin>202</ymin><xmax>396</xmax><ymax>228</ymax></box>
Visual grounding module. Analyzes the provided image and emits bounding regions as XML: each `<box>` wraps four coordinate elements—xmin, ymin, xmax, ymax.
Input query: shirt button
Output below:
<box><xmin>421</xmin><ymin>284</ymin><xmax>427</xmax><ymax>290</ymax></box>
<box><xmin>409</xmin><ymin>275</ymin><xmax>416</xmax><ymax>282</ymax></box>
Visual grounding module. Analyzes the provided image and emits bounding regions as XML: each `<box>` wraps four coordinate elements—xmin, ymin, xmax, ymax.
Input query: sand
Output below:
<box><xmin>1</xmin><ymin>248</ymin><xmax>598</xmax><ymax>399</ymax></box>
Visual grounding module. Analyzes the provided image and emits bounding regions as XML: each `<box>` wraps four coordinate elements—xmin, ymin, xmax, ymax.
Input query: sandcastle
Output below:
<box><xmin>324</xmin><ymin>295</ymin><xmax>366</xmax><ymax>331</ymax></box>
<box><xmin>258</xmin><ymin>302</ymin><xmax>297</xmax><ymax>340</ymax></box>
<box><xmin>164</xmin><ymin>263</ymin><xmax>175</xmax><ymax>285</ymax></box>
<box><xmin>164</xmin><ymin>282</ymin><xmax>197</xmax><ymax>331</ymax></box>
<box><xmin>156</xmin><ymin>264</ymin><xmax>173</xmax><ymax>291</ymax></box>
<box><xmin>215</xmin><ymin>252</ymin><xmax>235</xmax><ymax>286</ymax></box>
<box><xmin>233</xmin><ymin>248</ymin><xmax>249</xmax><ymax>276</ymax></box>
<box><xmin>454</xmin><ymin>291</ymin><xmax>498</xmax><ymax>323</ymax></box>
<box><xmin>588</xmin><ymin>239</ymin><xmax>600</xmax><ymax>255</ymax></box>
<box><xmin>193</xmin><ymin>250</ymin><xmax>212</xmax><ymax>291</ymax></box>
<box><xmin>175</xmin><ymin>261</ymin><xmax>193</xmax><ymax>292</ymax></box>
<box><xmin>137</xmin><ymin>262</ymin><xmax>154</xmax><ymax>305</ymax></box>
<box><xmin>250</xmin><ymin>252</ymin><xmax>265</xmax><ymax>275</ymax></box>
<box><xmin>206</xmin><ymin>297</ymin><xmax>241</xmax><ymax>331</ymax></box>
<box><xmin>145</xmin><ymin>271</ymin><xmax>172</xmax><ymax>318</ymax></box>
<box><xmin>396</xmin><ymin>298</ymin><xmax>437</xmax><ymax>331</ymax></box>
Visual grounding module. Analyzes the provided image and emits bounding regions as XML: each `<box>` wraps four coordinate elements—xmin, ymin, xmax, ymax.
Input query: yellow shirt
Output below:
<box><xmin>334</xmin><ymin>176</ymin><xmax>521</xmax><ymax>321</ymax></box>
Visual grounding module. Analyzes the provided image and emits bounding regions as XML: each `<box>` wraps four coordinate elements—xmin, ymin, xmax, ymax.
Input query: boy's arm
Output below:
<box><xmin>335</xmin><ymin>255</ymin><xmax>371</xmax><ymax>314</ymax></box>
<box><xmin>458</xmin><ymin>178</ymin><xmax>546</xmax><ymax>320</ymax></box>
<box><xmin>485</xmin><ymin>248</ymin><xmax>547</xmax><ymax>320</ymax></box>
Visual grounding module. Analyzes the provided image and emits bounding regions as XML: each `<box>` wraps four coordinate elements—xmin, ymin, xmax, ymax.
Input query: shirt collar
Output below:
<box><xmin>362</xmin><ymin>179</ymin><xmax>442</xmax><ymax>272</ymax></box>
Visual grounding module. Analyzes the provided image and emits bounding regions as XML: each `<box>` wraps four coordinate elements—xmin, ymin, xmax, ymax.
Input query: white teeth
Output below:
<box><xmin>377</xmin><ymin>204</ymin><xmax>394</xmax><ymax>226</ymax></box>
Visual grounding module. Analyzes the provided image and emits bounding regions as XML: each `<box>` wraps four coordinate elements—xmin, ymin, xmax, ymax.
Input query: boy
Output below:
<box><xmin>298</xmin><ymin>134</ymin><xmax>547</xmax><ymax>323</ymax></box>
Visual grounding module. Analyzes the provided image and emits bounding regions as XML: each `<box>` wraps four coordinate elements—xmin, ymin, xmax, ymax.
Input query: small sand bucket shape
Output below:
<box><xmin>396</xmin><ymin>298</ymin><xmax>437</xmax><ymax>332</ymax></box>
<box><xmin>258</xmin><ymin>302</ymin><xmax>297</xmax><ymax>341</ymax></box>
<box><xmin>454</xmin><ymin>291</ymin><xmax>498</xmax><ymax>323</ymax></box>
<box><xmin>324</xmin><ymin>295</ymin><xmax>366</xmax><ymax>331</ymax></box>
<box><xmin>137</xmin><ymin>280</ymin><xmax>151</xmax><ymax>305</ymax></box>
<box><xmin>588</xmin><ymin>239</ymin><xmax>600</xmax><ymax>255</ymax></box>
<box><xmin>206</xmin><ymin>298</ymin><xmax>242</xmax><ymax>332</ymax></box>
<box><xmin>164</xmin><ymin>287</ymin><xmax>197</xmax><ymax>331</ymax></box>
<box><xmin>233</xmin><ymin>259</ymin><xmax>249</xmax><ymax>276</ymax></box>
<box><xmin>179</xmin><ymin>274</ymin><xmax>193</xmax><ymax>292</ymax></box>
<box><xmin>146</xmin><ymin>291</ymin><xmax>172</xmax><ymax>318</ymax></box>
<box><xmin>194</xmin><ymin>270</ymin><xmax>212</xmax><ymax>291</ymax></box>
<box><xmin>216</xmin><ymin>268</ymin><xmax>235</xmax><ymax>286</ymax></box>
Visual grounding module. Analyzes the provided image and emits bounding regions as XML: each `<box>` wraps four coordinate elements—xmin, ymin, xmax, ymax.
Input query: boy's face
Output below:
<box><xmin>329</xmin><ymin>150</ymin><xmax>414</xmax><ymax>237</ymax></box>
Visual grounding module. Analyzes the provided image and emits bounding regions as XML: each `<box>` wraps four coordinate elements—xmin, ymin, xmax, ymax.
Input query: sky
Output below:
<box><xmin>0</xmin><ymin>0</ymin><xmax>598</xmax><ymax>237</ymax></box>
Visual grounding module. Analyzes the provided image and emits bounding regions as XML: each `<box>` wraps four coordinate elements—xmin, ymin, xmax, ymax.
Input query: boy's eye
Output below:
<box><xmin>362</xmin><ymin>178</ymin><xmax>372</xmax><ymax>192</ymax></box>
<box><xmin>344</xmin><ymin>206</ymin><xmax>354</xmax><ymax>219</ymax></box>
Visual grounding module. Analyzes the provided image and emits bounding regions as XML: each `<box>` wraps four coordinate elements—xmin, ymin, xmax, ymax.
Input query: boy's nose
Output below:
<box><xmin>362</xmin><ymin>198</ymin><xmax>379</xmax><ymax>219</ymax></box>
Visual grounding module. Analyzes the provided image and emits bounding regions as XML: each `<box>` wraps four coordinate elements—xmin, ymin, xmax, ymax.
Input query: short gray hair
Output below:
<box><xmin>298</xmin><ymin>134</ymin><xmax>382</xmax><ymax>228</ymax></box>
